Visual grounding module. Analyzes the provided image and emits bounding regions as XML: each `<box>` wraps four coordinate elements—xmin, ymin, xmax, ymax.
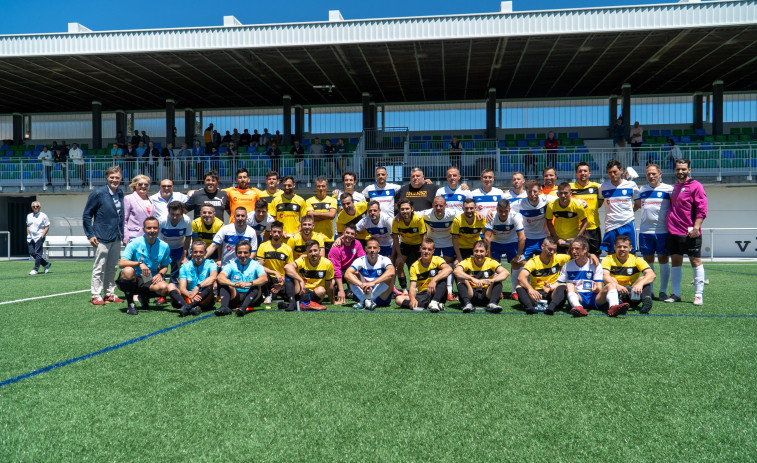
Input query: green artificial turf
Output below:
<box><xmin>0</xmin><ymin>260</ymin><xmax>756</xmax><ymax>462</ymax></box>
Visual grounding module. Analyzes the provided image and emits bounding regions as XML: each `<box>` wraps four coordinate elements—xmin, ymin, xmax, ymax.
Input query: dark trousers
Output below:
<box><xmin>458</xmin><ymin>281</ymin><xmax>503</xmax><ymax>306</ymax></box>
<box><xmin>28</xmin><ymin>238</ymin><xmax>48</xmax><ymax>270</ymax></box>
<box><xmin>517</xmin><ymin>285</ymin><xmax>566</xmax><ymax>312</ymax></box>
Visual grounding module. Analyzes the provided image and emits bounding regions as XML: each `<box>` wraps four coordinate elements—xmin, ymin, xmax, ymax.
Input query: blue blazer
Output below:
<box><xmin>82</xmin><ymin>185</ymin><xmax>125</xmax><ymax>243</ymax></box>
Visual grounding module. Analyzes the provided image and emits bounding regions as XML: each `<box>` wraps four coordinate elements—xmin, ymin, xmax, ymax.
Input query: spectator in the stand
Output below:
<box><xmin>131</xmin><ymin>130</ymin><xmax>141</xmax><ymax>147</ymax></box>
<box><xmin>192</xmin><ymin>140</ymin><xmax>205</xmax><ymax>184</ymax></box>
<box><xmin>291</xmin><ymin>140</ymin><xmax>305</xmax><ymax>181</ymax></box>
<box><xmin>227</xmin><ymin>142</ymin><xmax>239</xmax><ymax>171</ymax></box>
<box><xmin>667</xmin><ymin>139</ymin><xmax>681</xmax><ymax>168</ymax></box>
<box><xmin>231</xmin><ymin>128</ymin><xmax>241</xmax><ymax>146</ymax></box>
<box><xmin>449</xmin><ymin>136</ymin><xmax>463</xmax><ymax>171</ymax></box>
<box><xmin>212</xmin><ymin>130</ymin><xmax>222</xmax><ymax>148</ymax></box>
<box><xmin>612</xmin><ymin>116</ymin><xmax>626</xmax><ymax>148</ymax></box>
<box><xmin>177</xmin><ymin>143</ymin><xmax>192</xmax><ymax>183</ymax></box>
<box><xmin>116</xmin><ymin>131</ymin><xmax>126</xmax><ymax>148</ymax></box>
<box><xmin>544</xmin><ymin>131</ymin><xmax>558</xmax><ymax>168</ymax></box>
<box><xmin>204</xmin><ymin>123</ymin><xmax>214</xmax><ymax>150</ymax></box>
<box><xmin>221</xmin><ymin>131</ymin><xmax>232</xmax><ymax>147</ymax></box>
<box><xmin>26</xmin><ymin>201</ymin><xmax>51</xmax><ymax>275</ymax></box>
<box><xmin>146</xmin><ymin>141</ymin><xmax>160</xmax><ymax>182</ymax></box>
<box><xmin>136</xmin><ymin>140</ymin><xmax>147</xmax><ymax>163</ymax></box>
<box><xmin>240</xmin><ymin>129</ymin><xmax>252</xmax><ymax>147</ymax></box>
<box><xmin>614</xmin><ymin>135</ymin><xmax>627</xmax><ymax>157</ymax></box>
<box><xmin>208</xmin><ymin>146</ymin><xmax>221</xmax><ymax>174</ymax></box>
<box><xmin>141</xmin><ymin>131</ymin><xmax>150</xmax><ymax>145</ymax></box>
<box><xmin>335</xmin><ymin>138</ymin><xmax>349</xmax><ymax>175</ymax></box>
<box><xmin>123</xmin><ymin>174</ymin><xmax>154</xmax><ymax>244</ymax></box>
<box><xmin>161</xmin><ymin>143</ymin><xmax>174</xmax><ymax>180</ymax></box>
<box><xmin>54</xmin><ymin>146</ymin><xmax>69</xmax><ymax>184</ymax></box>
<box><xmin>50</xmin><ymin>141</ymin><xmax>59</xmax><ymax>153</ymax></box>
<box><xmin>83</xmin><ymin>166</ymin><xmax>125</xmax><ymax>306</ymax></box>
<box><xmin>150</xmin><ymin>179</ymin><xmax>188</xmax><ymax>221</ymax></box>
<box><xmin>309</xmin><ymin>137</ymin><xmax>324</xmax><ymax>179</ymax></box>
<box><xmin>250</xmin><ymin>129</ymin><xmax>261</xmax><ymax>148</ymax></box>
<box><xmin>38</xmin><ymin>146</ymin><xmax>53</xmax><ymax>186</ymax></box>
<box><xmin>273</xmin><ymin>130</ymin><xmax>282</xmax><ymax>146</ymax></box>
<box><xmin>261</xmin><ymin>128</ymin><xmax>272</xmax><ymax>147</ymax></box>
<box><xmin>110</xmin><ymin>143</ymin><xmax>123</xmax><ymax>158</ymax></box>
<box><xmin>123</xmin><ymin>142</ymin><xmax>138</xmax><ymax>180</ymax></box>
<box><xmin>630</xmin><ymin>121</ymin><xmax>643</xmax><ymax>165</ymax></box>
<box><xmin>60</xmin><ymin>140</ymin><xmax>70</xmax><ymax>156</ymax></box>
<box><xmin>69</xmin><ymin>142</ymin><xmax>86</xmax><ymax>186</ymax></box>
<box><xmin>324</xmin><ymin>139</ymin><xmax>338</xmax><ymax>178</ymax></box>
<box><xmin>266</xmin><ymin>142</ymin><xmax>282</xmax><ymax>174</ymax></box>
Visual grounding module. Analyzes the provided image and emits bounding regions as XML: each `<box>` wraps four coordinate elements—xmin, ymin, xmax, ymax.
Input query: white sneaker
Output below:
<box><xmin>28</xmin><ymin>269</ymin><xmax>38</xmax><ymax>275</ymax></box>
<box><xmin>364</xmin><ymin>300</ymin><xmax>376</xmax><ymax>311</ymax></box>
<box><xmin>693</xmin><ymin>294</ymin><xmax>703</xmax><ymax>306</ymax></box>
<box><xmin>428</xmin><ymin>301</ymin><xmax>440</xmax><ymax>313</ymax></box>
<box><xmin>263</xmin><ymin>294</ymin><xmax>273</xmax><ymax>304</ymax></box>
<box><xmin>44</xmin><ymin>262</ymin><xmax>52</xmax><ymax>274</ymax></box>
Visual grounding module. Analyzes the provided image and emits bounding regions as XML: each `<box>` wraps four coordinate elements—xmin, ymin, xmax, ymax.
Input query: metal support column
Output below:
<box><xmin>165</xmin><ymin>99</ymin><xmax>175</xmax><ymax>147</ymax></box>
<box><xmin>184</xmin><ymin>109</ymin><xmax>195</xmax><ymax>147</ymax></box>
<box><xmin>12</xmin><ymin>113</ymin><xmax>23</xmax><ymax>145</ymax></box>
<box><xmin>693</xmin><ymin>93</ymin><xmax>704</xmax><ymax>131</ymax></box>
<box><xmin>282</xmin><ymin>95</ymin><xmax>292</xmax><ymax>145</ymax></box>
<box><xmin>712</xmin><ymin>80</ymin><xmax>724</xmax><ymax>136</ymax></box>
<box><xmin>92</xmin><ymin>101</ymin><xmax>102</xmax><ymax>150</ymax></box>
<box><xmin>621</xmin><ymin>83</ymin><xmax>631</xmax><ymax>140</ymax></box>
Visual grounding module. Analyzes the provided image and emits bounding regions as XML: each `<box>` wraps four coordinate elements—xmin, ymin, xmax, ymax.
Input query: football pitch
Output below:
<box><xmin>1</xmin><ymin>260</ymin><xmax>756</xmax><ymax>462</ymax></box>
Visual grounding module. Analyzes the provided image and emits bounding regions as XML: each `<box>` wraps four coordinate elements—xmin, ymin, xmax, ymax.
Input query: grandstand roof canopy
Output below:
<box><xmin>0</xmin><ymin>1</ymin><xmax>756</xmax><ymax>114</ymax></box>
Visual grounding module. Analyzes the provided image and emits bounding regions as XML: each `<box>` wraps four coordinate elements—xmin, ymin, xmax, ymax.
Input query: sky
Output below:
<box><xmin>0</xmin><ymin>0</ymin><xmax>681</xmax><ymax>35</ymax></box>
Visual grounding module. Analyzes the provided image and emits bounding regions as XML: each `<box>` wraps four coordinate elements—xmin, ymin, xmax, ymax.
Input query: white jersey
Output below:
<box><xmin>335</xmin><ymin>190</ymin><xmax>366</xmax><ymax>206</ymax></box>
<box><xmin>26</xmin><ymin>212</ymin><xmax>50</xmax><ymax>242</ymax></box>
<box><xmin>247</xmin><ymin>213</ymin><xmax>274</xmax><ymax>242</ymax></box>
<box><xmin>599</xmin><ymin>179</ymin><xmax>640</xmax><ymax>231</ymax></box>
<box><xmin>471</xmin><ymin>187</ymin><xmax>505</xmax><ymax>218</ymax></box>
<box><xmin>158</xmin><ymin>214</ymin><xmax>192</xmax><ymax>250</ymax></box>
<box><xmin>485</xmin><ymin>210</ymin><xmax>524</xmax><ymax>244</ymax></box>
<box><xmin>356</xmin><ymin>213</ymin><xmax>394</xmax><ymax>247</ymax></box>
<box><xmin>212</xmin><ymin>224</ymin><xmax>259</xmax><ymax>266</ymax></box>
<box><xmin>557</xmin><ymin>259</ymin><xmax>604</xmax><ymax>293</ymax></box>
<box><xmin>502</xmin><ymin>189</ymin><xmax>528</xmax><ymax>212</ymax></box>
<box><xmin>639</xmin><ymin>183</ymin><xmax>673</xmax><ymax>235</ymax></box>
<box><xmin>350</xmin><ymin>255</ymin><xmax>394</xmax><ymax>282</ymax></box>
<box><xmin>518</xmin><ymin>196</ymin><xmax>549</xmax><ymax>240</ymax></box>
<box><xmin>417</xmin><ymin>208</ymin><xmax>457</xmax><ymax>248</ymax></box>
<box><xmin>435</xmin><ymin>185</ymin><xmax>471</xmax><ymax>212</ymax></box>
<box><xmin>150</xmin><ymin>192</ymin><xmax>189</xmax><ymax>222</ymax></box>
<box><xmin>362</xmin><ymin>183</ymin><xmax>401</xmax><ymax>217</ymax></box>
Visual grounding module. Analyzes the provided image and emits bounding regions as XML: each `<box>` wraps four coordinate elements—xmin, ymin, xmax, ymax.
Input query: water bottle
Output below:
<box><xmin>628</xmin><ymin>286</ymin><xmax>641</xmax><ymax>301</ymax></box>
<box><xmin>536</xmin><ymin>299</ymin><xmax>548</xmax><ymax>312</ymax></box>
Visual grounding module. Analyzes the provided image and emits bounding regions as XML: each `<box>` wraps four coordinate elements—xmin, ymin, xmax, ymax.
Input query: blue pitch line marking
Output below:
<box><xmin>0</xmin><ymin>271</ymin><xmax>91</xmax><ymax>281</ymax></box>
<box><xmin>0</xmin><ymin>313</ymin><xmax>214</xmax><ymax>389</ymax></box>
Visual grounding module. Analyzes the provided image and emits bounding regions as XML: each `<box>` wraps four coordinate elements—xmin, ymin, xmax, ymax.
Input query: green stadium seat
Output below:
<box><xmin>730</xmin><ymin>127</ymin><xmax>741</xmax><ymax>135</ymax></box>
<box><xmin>684</xmin><ymin>129</ymin><xmax>695</xmax><ymax>136</ymax></box>
<box><xmin>515</xmin><ymin>134</ymin><xmax>525</xmax><ymax>141</ymax></box>
<box><xmin>505</xmin><ymin>134</ymin><xmax>515</xmax><ymax>141</ymax></box>
<box><xmin>739</xmin><ymin>135</ymin><xmax>750</xmax><ymax>142</ymax></box>
<box><xmin>715</xmin><ymin>135</ymin><xmax>726</xmax><ymax>143</ymax></box>
<box><xmin>432</xmin><ymin>136</ymin><xmax>442</xmax><ymax>141</ymax></box>
<box><xmin>742</xmin><ymin>127</ymin><xmax>753</xmax><ymax>135</ymax></box>
<box><xmin>673</xmin><ymin>129</ymin><xmax>683</xmax><ymax>136</ymax></box>
<box><xmin>727</xmin><ymin>135</ymin><xmax>738</xmax><ymax>142</ymax></box>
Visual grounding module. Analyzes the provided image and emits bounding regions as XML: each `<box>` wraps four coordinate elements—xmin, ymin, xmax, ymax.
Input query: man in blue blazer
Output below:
<box><xmin>83</xmin><ymin>166</ymin><xmax>126</xmax><ymax>306</ymax></box>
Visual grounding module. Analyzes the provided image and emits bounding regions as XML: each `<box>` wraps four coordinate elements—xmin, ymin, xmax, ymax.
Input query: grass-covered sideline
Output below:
<box><xmin>0</xmin><ymin>260</ymin><xmax>756</xmax><ymax>462</ymax></box>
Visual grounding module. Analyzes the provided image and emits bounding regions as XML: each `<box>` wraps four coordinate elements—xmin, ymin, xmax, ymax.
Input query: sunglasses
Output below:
<box><xmin>137</xmin><ymin>183</ymin><xmax>149</xmax><ymax>187</ymax></box>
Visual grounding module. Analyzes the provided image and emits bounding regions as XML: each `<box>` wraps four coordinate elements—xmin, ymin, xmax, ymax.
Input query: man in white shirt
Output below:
<box><xmin>471</xmin><ymin>168</ymin><xmax>505</xmax><ymax>218</ymax></box>
<box><xmin>68</xmin><ymin>142</ymin><xmax>87</xmax><ymax>187</ymax></box>
<box><xmin>518</xmin><ymin>179</ymin><xmax>550</xmax><ymax>260</ymax></box>
<box><xmin>344</xmin><ymin>237</ymin><xmax>396</xmax><ymax>310</ymax></box>
<box><xmin>502</xmin><ymin>171</ymin><xmax>528</xmax><ymax>212</ymax></box>
<box><xmin>26</xmin><ymin>201</ymin><xmax>51</xmax><ymax>275</ymax></box>
<box><xmin>206</xmin><ymin>207</ymin><xmax>258</xmax><ymax>267</ymax></box>
<box><xmin>150</xmin><ymin>179</ymin><xmax>188</xmax><ymax>221</ymax></box>
<box><xmin>158</xmin><ymin>201</ymin><xmax>193</xmax><ymax>283</ymax></box>
<box><xmin>639</xmin><ymin>163</ymin><xmax>674</xmax><ymax>299</ymax></box>
<box><xmin>356</xmin><ymin>200</ymin><xmax>394</xmax><ymax>257</ymax></box>
<box><xmin>599</xmin><ymin>160</ymin><xmax>641</xmax><ymax>253</ymax></box>
<box><xmin>362</xmin><ymin>166</ymin><xmax>402</xmax><ymax>217</ymax></box>
<box><xmin>435</xmin><ymin>166</ymin><xmax>471</xmax><ymax>213</ymax></box>
<box><xmin>38</xmin><ymin>147</ymin><xmax>54</xmax><ymax>186</ymax></box>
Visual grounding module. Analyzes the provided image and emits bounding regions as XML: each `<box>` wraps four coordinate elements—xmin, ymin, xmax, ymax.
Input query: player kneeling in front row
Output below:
<box><xmin>601</xmin><ymin>235</ymin><xmax>656</xmax><ymax>316</ymax></box>
<box><xmin>516</xmin><ymin>236</ymin><xmax>569</xmax><ymax>315</ymax></box>
<box><xmin>116</xmin><ymin>217</ymin><xmax>172</xmax><ymax>315</ymax></box>
<box><xmin>454</xmin><ymin>240</ymin><xmax>510</xmax><ymax>314</ymax></box>
<box><xmin>395</xmin><ymin>238</ymin><xmax>452</xmax><ymax>313</ymax></box>
<box><xmin>284</xmin><ymin>240</ymin><xmax>336</xmax><ymax>310</ymax></box>
<box><xmin>344</xmin><ymin>237</ymin><xmax>396</xmax><ymax>310</ymax></box>
<box><xmin>167</xmin><ymin>240</ymin><xmax>218</xmax><ymax>316</ymax></box>
<box><xmin>215</xmin><ymin>240</ymin><xmax>268</xmax><ymax>316</ymax></box>
<box><xmin>558</xmin><ymin>237</ymin><xmax>615</xmax><ymax>317</ymax></box>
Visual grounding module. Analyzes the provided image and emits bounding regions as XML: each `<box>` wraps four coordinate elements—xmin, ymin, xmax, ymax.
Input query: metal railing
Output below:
<box><xmin>702</xmin><ymin>228</ymin><xmax>757</xmax><ymax>261</ymax></box>
<box><xmin>363</xmin><ymin>127</ymin><xmax>409</xmax><ymax>152</ymax></box>
<box><xmin>0</xmin><ymin>144</ymin><xmax>755</xmax><ymax>190</ymax></box>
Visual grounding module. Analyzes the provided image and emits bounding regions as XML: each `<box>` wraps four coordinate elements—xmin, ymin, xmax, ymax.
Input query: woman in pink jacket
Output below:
<box><xmin>123</xmin><ymin>174</ymin><xmax>154</xmax><ymax>244</ymax></box>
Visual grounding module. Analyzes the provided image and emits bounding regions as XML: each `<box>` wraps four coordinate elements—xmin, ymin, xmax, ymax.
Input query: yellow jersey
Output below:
<box><xmin>570</xmin><ymin>181</ymin><xmax>601</xmax><ymax>230</ymax></box>
<box><xmin>601</xmin><ymin>254</ymin><xmax>650</xmax><ymax>287</ymax></box>
<box><xmin>224</xmin><ymin>187</ymin><xmax>260</xmax><ymax>223</ymax></box>
<box><xmin>287</xmin><ymin>232</ymin><xmax>327</xmax><ymax>259</ymax></box>
<box><xmin>409</xmin><ymin>256</ymin><xmax>448</xmax><ymax>293</ymax></box>
<box><xmin>295</xmin><ymin>256</ymin><xmax>335</xmax><ymax>290</ymax></box>
<box><xmin>457</xmin><ymin>257</ymin><xmax>502</xmax><ymax>288</ymax></box>
<box><xmin>391</xmin><ymin>213</ymin><xmax>426</xmax><ymax>245</ymax></box>
<box><xmin>256</xmin><ymin>241</ymin><xmax>293</xmax><ymax>276</ymax></box>
<box><xmin>450</xmin><ymin>214</ymin><xmax>487</xmax><ymax>249</ymax></box>
<box><xmin>523</xmin><ymin>253</ymin><xmax>571</xmax><ymax>290</ymax></box>
<box><xmin>269</xmin><ymin>194</ymin><xmax>312</xmax><ymax>235</ymax></box>
<box><xmin>545</xmin><ymin>198</ymin><xmax>587</xmax><ymax>240</ymax></box>
<box><xmin>306</xmin><ymin>195</ymin><xmax>338</xmax><ymax>242</ymax></box>
<box><xmin>191</xmin><ymin>217</ymin><xmax>224</xmax><ymax>247</ymax></box>
<box><xmin>258</xmin><ymin>189</ymin><xmax>283</xmax><ymax>205</ymax></box>
<box><xmin>336</xmin><ymin>201</ymin><xmax>370</xmax><ymax>240</ymax></box>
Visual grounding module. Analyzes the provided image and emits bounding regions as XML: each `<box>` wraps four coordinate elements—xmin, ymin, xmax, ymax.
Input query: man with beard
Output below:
<box><xmin>394</xmin><ymin>238</ymin><xmax>452</xmax><ymax>313</ymax></box>
<box><xmin>328</xmin><ymin>224</ymin><xmax>366</xmax><ymax>305</ymax></box>
<box><xmin>186</xmin><ymin>171</ymin><xmax>229</xmax><ymax>222</ymax></box>
<box><xmin>215</xmin><ymin>240</ymin><xmax>268</xmax><ymax>316</ymax></box>
<box><xmin>454</xmin><ymin>240</ymin><xmax>510</xmax><ymax>313</ymax></box>
<box><xmin>344</xmin><ymin>237</ymin><xmax>395</xmax><ymax>310</ymax></box>
<box><xmin>269</xmin><ymin>175</ymin><xmax>312</xmax><ymax>236</ymax></box>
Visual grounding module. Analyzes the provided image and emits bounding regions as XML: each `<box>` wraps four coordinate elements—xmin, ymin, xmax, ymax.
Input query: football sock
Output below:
<box><xmin>447</xmin><ymin>274</ymin><xmax>454</xmax><ymax>294</ymax></box>
<box><xmin>547</xmin><ymin>285</ymin><xmax>566</xmax><ymax>310</ymax></box>
<box><xmin>489</xmin><ymin>282</ymin><xmax>503</xmax><ymax>304</ymax></box>
<box><xmin>169</xmin><ymin>289</ymin><xmax>184</xmax><ymax>309</ymax></box>
<box><xmin>648</xmin><ymin>263</ymin><xmax>656</xmax><ymax>294</ymax></box>
<box><xmin>239</xmin><ymin>288</ymin><xmax>259</xmax><ymax>311</ymax></box>
<box><xmin>659</xmin><ymin>262</ymin><xmax>671</xmax><ymax>295</ymax></box>
<box><xmin>516</xmin><ymin>287</ymin><xmax>534</xmax><ymax>310</ymax></box>
<box><xmin>219</xmin><ymin>286</ymin><xmax>232</xmax><ymax>307</ymax></box>
<box><xmin>350</xmin><ymin>283</ymin><xmax>365</xmax><ymax>302</ymax></box>
<box><xmin>607</xmin><ymin>288</ymin><xmax>620</xmax><ymax>306</ymax></box>
<box><xmin>398</xmin><ymin>275</ymin><xmax>407</xmax><ymax>290</ymax></box>
<box><xmin>671</xmin><ymin>266</ymin><xmax>683</xmax><ymax>296</ymax></box>
<box><xmin>693</xmin><ymin>265</ymin><xmax>705</xmax><ymax>295</ymax></box>
<box><xmin>432</xmin><ymin>280</ymin><xmax>448</xmax><ymax>302</ymax></box>
<box><xmin>567</xmin><ymin>291</ymin><xmax>581</xmax><ymax>308</ymax></box>
<box><xmin>457</xmin><ymin>282</ymin><xmax>471</xmax><ymax>305</ymax></box>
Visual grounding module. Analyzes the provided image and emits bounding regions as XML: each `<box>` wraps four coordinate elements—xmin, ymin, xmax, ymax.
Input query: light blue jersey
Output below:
<box><xmin>122</xmin><ymin>236</ymin><xmax>171</xmax><ymax>275</ymax></box>
<box><xmin>179</xmin><ymin>259</ymin><xmax>217</xmax><ymax>291</ymax></box>
<box><xmin>221</xmin><ymin>259</ymin><xmax>266</xmax><ymax>293</ymax></box>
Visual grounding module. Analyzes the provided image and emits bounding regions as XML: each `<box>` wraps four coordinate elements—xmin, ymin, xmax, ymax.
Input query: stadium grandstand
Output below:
<box><xmin>0</xmin><ymin>0</ymin><xmax>756</xmax><ymax>258</ymax></box>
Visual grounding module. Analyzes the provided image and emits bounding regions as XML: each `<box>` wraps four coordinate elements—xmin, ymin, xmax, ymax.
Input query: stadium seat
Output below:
<box><xmin>568</xmin><ymin>132</ymin><xmax>579</xmax><ymax>139</ymax></box>
<box><xmin>730</xmin><ymin>127</ymin><xmax>741</xmax><ymax>135</ymax></box>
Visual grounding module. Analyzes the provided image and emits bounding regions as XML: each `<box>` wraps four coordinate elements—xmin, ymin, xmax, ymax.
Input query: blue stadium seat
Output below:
<box><xmin>650</xmin><ymin>130</ymin><xmax>660</xmax><ymax>137</ymax></box>
<box><xmin>526</xmin><ymin>133</ymin><xmax>536</xmax><ymax>140</ymax></box>
<box><xmin>517</xmin><ymin>140</ymin><xmax>528</xmax><ymax>147</ymax></box>
<box><xmin>349</xmin><ymin>138</ymin><xmax>359</xmax><ymax>144</ymax></box>
<box><xmin>422</xmin><ymin>136</ymin><xmax>431</xmax><ymax>141</ymax></box>
<box><xmin>498</xmin><ymin>141</ymin><xmax>507</xmax><ymax>148</ymax></box>
<box><xmin>411</xmin><ymin>135</ymin><xmax>422</xmax><ymax>141</ymax></box>
<box><xmin>661</xmin><ymin>129</ymin><xmax>672</xmax><ymax>137</ymax></box>
<box><xmin>723</xmin><ymin>150</ymin><xmax>735</xmax><ymax>159</ymax></box>
<box><xmin>558</xmin><ymin>162</ymin><xmax>572</xmax><ymax>171</ymax></box>
<box><xmin>473</xmin><ymin>135</ymin><xmax>483</xmax><ymax>140</ymax></box>
<box><xmin>568</xmin><ymin>132</ymin><xmax>579</xmax><ymax>139</ymax></box>
<box><xmin>569</xmin><ymin>154</ymin><xmax>581</xmax><ymax>162</ymax></box>
<box><xmin>680</xmin><ymin>136</ymin><xmax>691</xmax><ymax>143</ymax></box>
<box><xmin>1</xmin><ymin>145</ymin><xmax>9</xmax><ymax>150</ymax></box>
<box><xmin>695</xmin><ymin>129</ymin><xmax>706</xmax><ymax>136</ymax></box>
<box><xmin>442</xmin><ymin>135</ymin><xmax>452</xmax><ymax>141</ymax></box>
<box><xmin>577</xmin><ymin>146</ymin><xmax>589</xmax><ymax>153</ymax></box>
<box><xmin>463</xmin><ymin>142</ymin><xmax>474</xmax><ymax>149</ymax></box>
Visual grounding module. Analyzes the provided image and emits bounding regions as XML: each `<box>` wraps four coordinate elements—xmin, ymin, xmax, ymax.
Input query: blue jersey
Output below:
<box><xmin>122</xmin><ymin>236</ymin><xmax>171</xmax><ymax>275</ymax></box>
<box><xmin>435</xmin><ymin>185</ymin><xmax>471</xmax><ymax>212</ymax></box>
<box><xmin>221</xmin><ymin>259</ymin><xmax>266</xmax><ymax>293</ymax></box>
<box><xmin>362</xmin><ymin>183</ymin><xmax>401</xmax><ymax>216</ymax></box>
<box><xmin>350</xmin><ymin>255</ymin><xmax>394</xmax><ymax>282</ymax></box>
<box><xmin>179</xmin><ymin>259</ymin><xmax>217</xmax><ymax>291</ymax></box>
<box><xmin>356</xmin><ymin>213</ymin><xmax>394</xmax><ymax>247</ymax></box>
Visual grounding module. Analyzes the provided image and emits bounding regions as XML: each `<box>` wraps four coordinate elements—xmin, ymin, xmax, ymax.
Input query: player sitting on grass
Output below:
<box><xmin>395</xmin><ymin>238</ymin><xmax>452</xmax><ymax>313</ymax></box>
<box><xmin>287</xmin><ymin>214</ymin><xmax>326</xmax><ymax>260</ymax></box>
<box><xmin>344</xmin><ymin>237</ymin><xmax>396</xmax><ymax>310</ymax></box>
<box><xmin>167</xmin><ymin>240</ymin><xmax>218</xmax><ymax>317</ymax></box>
<box><xmin>284</xmin><ymin>240</ymin><xmax>336</xmax><ymax>311</ymax></box>
<box><xmin>328</xmin><ymin>224</ymin><xmax>365</xmax><ymax>305</ymax></box>
<box><xmin>453</xmin><ymin>240</ymin><xmax>510</xmax><ymax>314</ymax></box>
<box><xmin>256</xmin><ymin>221</ymin><xmax>293</xmax><ymax>309</ymax></box>
<box><xmin>215</xmin><ymin>240</ymin><xmax>268</xmax><ymax>316</ymax></box>
<box><xmin>557</xmin><ymin>237</ymin><xmax>613</xmax><ymax>317</ymax></box>
<box><xmin>515</xmin><ymin>236</ymin><xmax>569</xmax><ymax>315</ymax></box>
<box><xmin>601</xmin><ymin>235</ymin><xmax>656</xmax><ymax>316</ymax></box>
<box><xmin>117</xmin><ymin>217</ymin><xmax>171</xmax><ymax>316</ymax></box>
<box><xmin>484</xmin><ymin>198</ymin><xmax>526</xmax><ymax>301</ymax></box>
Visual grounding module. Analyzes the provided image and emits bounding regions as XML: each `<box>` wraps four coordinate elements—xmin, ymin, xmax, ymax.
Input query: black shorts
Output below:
<box><xmin>470</xmin><ymin>289</ymin><xmax>490</xmax><ymax>305</ymax></box>
<box><xmin>400</xmin><ymin>291</ymin><xmax>432</xmax><ymax>309</ymax></box>
<box><xmin>400</xmin><ymin>242</ymin><xmax>422</xmax><ymax>265</ymax></box>
<box><xmin>116</xmin><ymin>274</ymin><xmax>158</xmax><ymax>297</ymax></box>
<box><xmin>584</xmin><ymin>228</ymin><xmax>602</xmax><ymax>256</ymax></box>
<box><xmin>228</xmin><ymin>289</ymin><xmax>261</xmax><ymax>308</ymax></box>
<box><xmin>459</xmin><ymin>247</ymin><xmax>474</xmax><ymax>259</ymax></box>
<box><xmin>666</xmin><ymin>233</ymin><xmax>702</xmax><ymax>258</ymax></box>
